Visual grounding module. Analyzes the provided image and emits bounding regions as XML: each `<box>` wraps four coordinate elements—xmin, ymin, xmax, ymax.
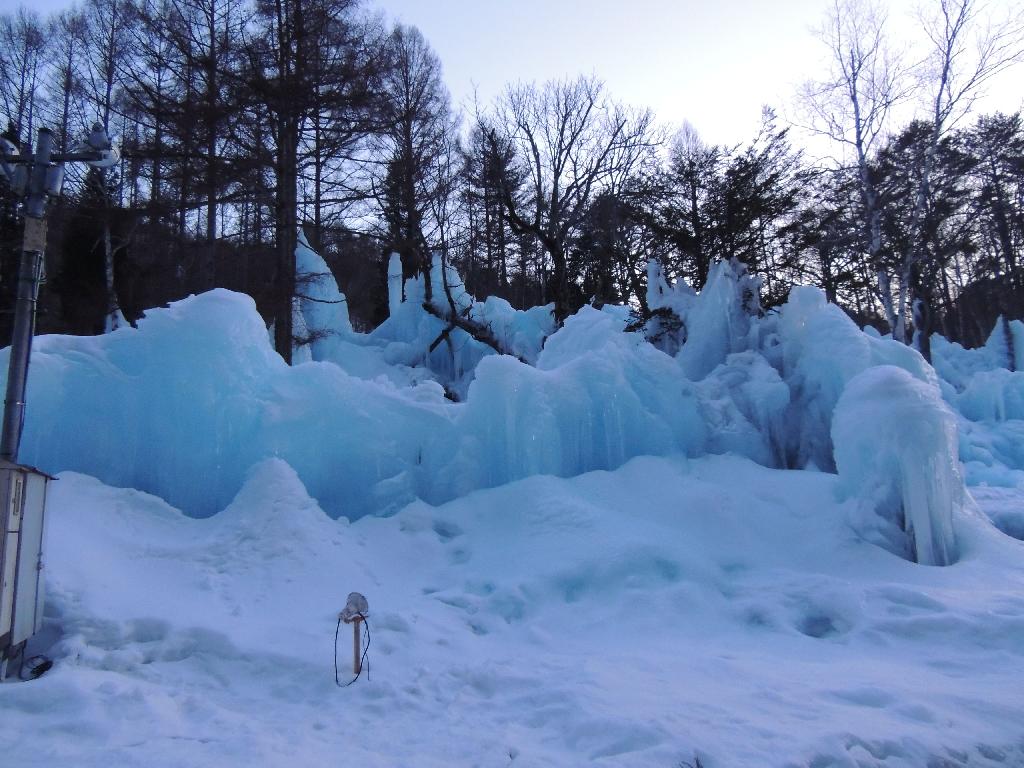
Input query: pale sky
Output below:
<box><xmin>380</xmin><ymin>0</ymin><xmax>1024</xmax><ymax>147</ymax></box>
<box><xmin>10</xmin><ymin>0</ymin><xmax>1024</xmax><ymax>147</ymax></box>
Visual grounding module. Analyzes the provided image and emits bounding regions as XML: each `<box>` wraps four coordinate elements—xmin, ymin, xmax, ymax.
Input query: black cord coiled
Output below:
<box><xmin>334</xmin><ymin>612</ymin><xmax>370</xmax><ymax>687</ymax></box>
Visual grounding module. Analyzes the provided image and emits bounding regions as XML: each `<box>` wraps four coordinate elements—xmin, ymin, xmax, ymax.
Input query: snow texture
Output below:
<box><xmin>2</xmin><ymin>456</ymin><xmax>1022</xmax><ymax>767</ymax></box>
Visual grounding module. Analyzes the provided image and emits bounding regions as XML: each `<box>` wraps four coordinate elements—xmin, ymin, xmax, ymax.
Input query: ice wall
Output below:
<box><xmin>928</xmin><ymin>318</ymin><xmax>1024</xmax><ymax>491</ymax></box>
<box><xmin>985</xmin><ymin>317</ymin><xmax>1024</xmax><ymax>371</ymax></box>
<box><xmin>768</xmin><ymin>286</ymin><xmax>937</xmax><ymax>470</ymax></box>
<box><xmin>387</xmin><ymin>252</ymin><xmax>403</xmax><ymax>317</ymax></box>
<box><xmin>370</xmin><ymin>269</ymin><xmax>490</xmax><ymax>399</ymax></box>
<box><xmin>294</xmin><ymin>230</ymin><xmax>352</xmax><ymax>355</ymax></box>
<box><xmin>957</xmin><ymin>369</ymin><xmax>1024</xmax><ymax>422</ymax></box>
<box><xmin>9</xmin><ymin>290</ymin><xmax>455</xmax><ymax>518</ymax></box>
<box><xmin>424</xmin><ymin>254</ymin><xmax>553</xmax><ymax>364</ymax></box>
<box><xmin>370</xmin><ymin>255</ymin><xmax>554</xmax><ymax>397</ymax></box>
<box><xmin>441</xmin><ymin>307</ymin><xmax>706</xmax><ymax>495</ymax></box>
<box><xmin>6</xmin><ymin>290</ymin><xmax>704</xmax><ymax>519</ymax></box>
<box><xmin>698</xmin><ymin>351</ymin><xmax>790</xmax><ymax>468</ymax></box>
<box><xmin>2</xmin><ymin>249</ymin><xmax>1003</xmax><ymax>560</ymax></box>
<box><xmin>832</xmin><ymin>366</ymin><xmax>960</xmax><ymax>565</ymax></box>
<box><xmin>676</xmin><ymin>260</ymin><xmax>761</xmax><ymax>381</ymax></box>
<box><xmin>643</xmin><ymin>259</ymin><xmax>693</xmax><ymax>356</ymax></box>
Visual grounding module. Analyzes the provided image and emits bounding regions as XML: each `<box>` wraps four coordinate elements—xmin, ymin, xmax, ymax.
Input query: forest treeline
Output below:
<box><xmin>1</xmin><ymin>0</ymin><xmax>1022</xmax><ymax>362</ymax></box>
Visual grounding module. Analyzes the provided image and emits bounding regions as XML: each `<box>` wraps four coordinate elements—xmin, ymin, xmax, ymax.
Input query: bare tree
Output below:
<box><xmin>45</xmin><ymin>9</ymin><xmax>88</xmax><ymax>154</ymax></box>
<box><xmin>485</xmin><ymin>75</ymin><xmax>657</xmax><ymax>322</ymax></box>
<box><xmin>240</xmin><ymin>0</ymin><xmax>379</xmax><ymax>363</ymax></box>
<box><xmin>0</xmin><ymin>8</ymin><xmax>45</xmax><ymax>141</ymax></box>
<box><xmin>371</xmin><ymin>23</ymin><xmax>457</xmax><ymax>302</ymax></box>
<box><xmin>800</xmin><ymin>0</ymin><xmax>909</xmax><ymax>332</ymax></box>
<box><xmin>906</xmin><ymin>0</ymin><xmax>1024</xmax><ymax>356</ymax></box>
<box><xmin>78</xmin><ymin>0</ymin><xmax>133</xmax><ymax>331</ymax></box>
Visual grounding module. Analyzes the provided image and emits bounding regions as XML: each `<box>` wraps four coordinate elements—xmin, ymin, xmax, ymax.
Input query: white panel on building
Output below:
<box><xmin>0</xmin><ymin>461</ymin><xmax>53</xmax><ymax>675</ymax></box>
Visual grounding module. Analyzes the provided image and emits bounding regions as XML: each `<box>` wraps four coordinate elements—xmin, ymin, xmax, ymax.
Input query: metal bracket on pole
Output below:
<box><xmin>22</xmin><ymin>218</ymin><xmax>46</xmax><ymax>255</ymax></box>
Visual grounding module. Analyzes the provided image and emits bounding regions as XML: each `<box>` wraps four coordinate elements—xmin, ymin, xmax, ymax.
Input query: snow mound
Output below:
<box><xmin>833</xmin><ymin>366</ymin><xmax>961</xmax><ymax>565</ymax></box>
<box><xmin>212</xmin><ymin>458</ymin><xmax>336</xmax><ymax>551</ymax></box>
<box><xmin>5</xmin><ymin>456</ymin><xmax>1023</xmax><ymax>767</ymax></box>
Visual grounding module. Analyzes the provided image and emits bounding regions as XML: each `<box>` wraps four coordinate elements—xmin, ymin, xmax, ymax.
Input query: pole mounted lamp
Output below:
<box><xmin>0</xmin><ymin>123</ymin><xmax>118</xmax><ymax>462</ymax></box>
<box><xmin>0</xmin><ymin>123</ymin><xmax>118</xmax><ymax>680</ymax></box>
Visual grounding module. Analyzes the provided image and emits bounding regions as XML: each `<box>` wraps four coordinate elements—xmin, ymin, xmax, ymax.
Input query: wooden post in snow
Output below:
<box><xmin>351</xmin><ymin>615</ymin><xmax>363</xmax><ymax>675</ymax></box>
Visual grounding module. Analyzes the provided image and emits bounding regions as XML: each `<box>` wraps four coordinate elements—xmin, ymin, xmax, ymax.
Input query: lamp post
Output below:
<box><xmin>0</xmin><ymin>124</ymin><xmax>118</xmax><ymax>680</ymax></box>
<box><xmin>0</xmin><ymin>123</ymin><xmax>118</xmax><ymax>463</ymax></box>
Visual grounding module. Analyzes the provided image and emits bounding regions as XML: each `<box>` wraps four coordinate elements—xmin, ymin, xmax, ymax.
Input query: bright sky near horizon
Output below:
<box><xmin>10</xmin><ymin>0</ymin><xmax>1024</xmax><ymax>147</ymax></box>
<box><xmin>379</xmin><ymin>0</ymin><xmax>1024</xmax><ymax>147</ymax></box>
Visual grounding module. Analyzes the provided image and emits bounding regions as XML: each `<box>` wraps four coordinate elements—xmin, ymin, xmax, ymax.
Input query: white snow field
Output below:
<box><xmin>2</xmin><ymin>253</ymin><xmax>1024</xmax><ymax>767</ymax></box>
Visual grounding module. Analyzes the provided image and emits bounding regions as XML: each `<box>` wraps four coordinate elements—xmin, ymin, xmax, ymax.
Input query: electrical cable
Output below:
<box><xmin>334</xmin><ymin>612</ymin><xmax>370</xmax><ymax>687</ymax></box>
<box><xmin>333</xmin><ymin>617</ymin><xmax>342</xmax><ymax>685</ymax></box>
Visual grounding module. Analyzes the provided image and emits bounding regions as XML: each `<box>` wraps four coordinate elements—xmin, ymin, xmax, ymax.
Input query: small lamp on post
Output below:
<box><xmin>0</xmin><ymin>123</ymin><xmax>118</xmax><ymax>463</ymax></box>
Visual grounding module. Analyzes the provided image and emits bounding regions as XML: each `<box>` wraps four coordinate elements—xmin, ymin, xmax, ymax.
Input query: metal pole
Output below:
<box><xmin>352</xmin><ymin>617</ymin><xmax>361</xmax><ymax>675</ymax></box>
<box><xmin>1</xmin><ymin>128</ymin><xmax>53</xmax><ymax>464</ymax></box>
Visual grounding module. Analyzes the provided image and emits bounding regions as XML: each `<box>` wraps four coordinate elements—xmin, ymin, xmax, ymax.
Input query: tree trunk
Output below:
<box><xmin>894</xmin><ymin>266</ymin><xmax>910</xmax><ymax>344</ymax></box>
<box><xmin>102</xmin><ymin>207</ymin><xmax>121</xmax><ymax>332</ymax></box>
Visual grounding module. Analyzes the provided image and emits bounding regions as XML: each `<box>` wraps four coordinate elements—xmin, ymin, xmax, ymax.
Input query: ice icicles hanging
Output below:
<box><xmin>832</xmin><ymin>366</ymin><xmax>959</xmax><ymax>565</ymax></box>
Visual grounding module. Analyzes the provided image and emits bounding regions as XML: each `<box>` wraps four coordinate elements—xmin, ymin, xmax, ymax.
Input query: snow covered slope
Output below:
<box><xmin>4</xmin><ymin>456</ymin><xmax>1023</xmax><ymax>767</ymax></box>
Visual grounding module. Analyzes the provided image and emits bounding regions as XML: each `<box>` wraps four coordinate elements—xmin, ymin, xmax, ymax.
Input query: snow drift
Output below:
<box><xmin>4</xmin><ymin>452</ymin><xmax>1023</xmax><ymax>767</ymax></box>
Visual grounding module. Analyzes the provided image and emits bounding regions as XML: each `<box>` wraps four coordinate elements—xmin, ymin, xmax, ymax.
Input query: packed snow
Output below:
<box><xmin>1</xmin><ymin>249</ymin><xmax>1023</xmax><ymax>767</ymax></box>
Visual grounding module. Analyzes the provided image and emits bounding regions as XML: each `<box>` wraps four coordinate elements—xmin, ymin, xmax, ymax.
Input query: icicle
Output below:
<box><xmin>388</xmin><ymin>253</ymin><xmax>403</xmax><ymax>317</ymax></box>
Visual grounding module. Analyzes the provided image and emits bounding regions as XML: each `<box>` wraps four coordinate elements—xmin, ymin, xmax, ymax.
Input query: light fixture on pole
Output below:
<box><xmin>0</xmin><ymin>122</ymin><xmax>118</xmax><ymax>463</ymax></box>
<box><xmin>0</xmin><ymin>122</ymin><xmax>119</xmax><ymax>680</ymax></box>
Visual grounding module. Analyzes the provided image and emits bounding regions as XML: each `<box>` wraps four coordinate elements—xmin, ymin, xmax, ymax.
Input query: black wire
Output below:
<box><xmin>334</xmin><ymin>612</ymin><xmax>370</xmax><ymax>687</ymax></box>
<box><xmin>333</xmin><ymin>617</ymin><xmax>342</xmax><ymax>686</ymax></box>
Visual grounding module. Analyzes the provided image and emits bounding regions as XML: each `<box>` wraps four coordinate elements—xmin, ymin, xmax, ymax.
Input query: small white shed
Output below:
<box><xmin>0</xmin><ymin>460</ymin><xmax>53</xmax><ymax>679</ymax></box>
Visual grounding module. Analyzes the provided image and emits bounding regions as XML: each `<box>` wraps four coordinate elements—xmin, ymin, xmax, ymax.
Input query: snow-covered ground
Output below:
<box><xmin>2</xmin><ymin>251</ymin><xmax>1023</xmax><ymax>767</ymax></box>
<box><xmin>6</xmin><ymin>457</ymin><xmax>1023</xmax><ymax>767</ymax></box>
